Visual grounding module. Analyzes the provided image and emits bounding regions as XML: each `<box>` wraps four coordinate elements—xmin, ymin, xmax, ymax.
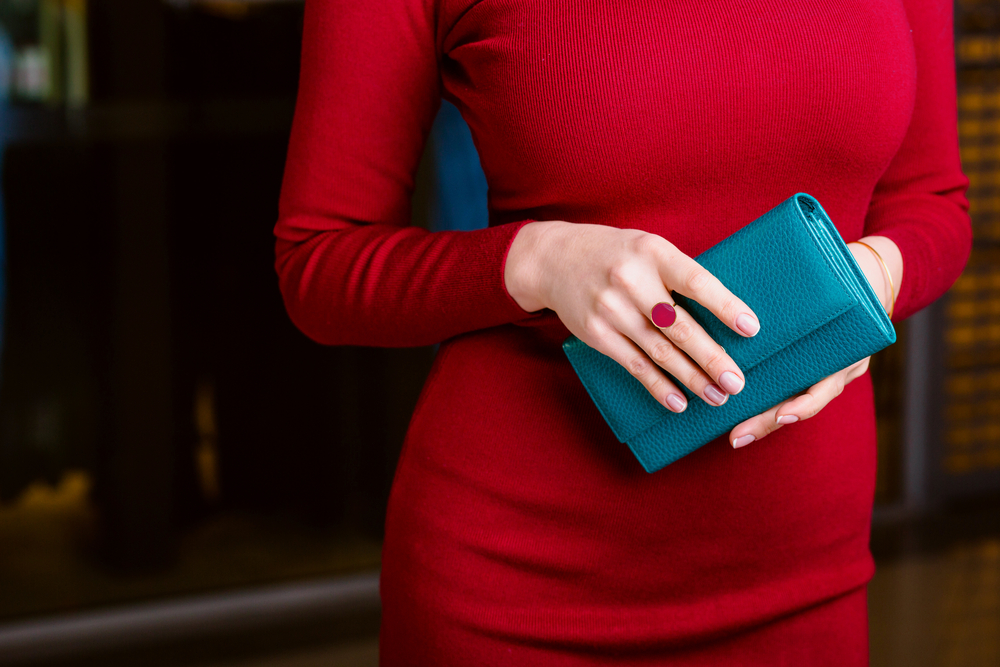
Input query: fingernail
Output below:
<box><xmin>704</xmin><ymin>384</ymin><xmax>727</xmax><ymax>406</ymax></box>
<box><xmin>719</xmin><ymin>371</ymin><xmax>744</xmax><ymax>394</ymax></box>
<box><xmin>732</xmin><ymin>434</ymin><xmax>756</xmax><ymax>449</ymax></box>
<box><xmin>736</xmin><ymin>313</ymin><xmax>760</xmax><ymax>337</ymax></box>
<box><xmin>666</xmin><ymin>394</ymin><xmax>687</xmax><ymax>412</ymax></box>
<box><xmin>777</xmin><ymin>415</ymin><xmax>799</xmax><ymax>425</ymax></box>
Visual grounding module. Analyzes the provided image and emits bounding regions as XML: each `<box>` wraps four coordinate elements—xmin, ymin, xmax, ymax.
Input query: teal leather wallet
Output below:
<box><xmin>562</xmin><ymin>194</ymin><xmax>896</xmax><ymax>473</ymax></box>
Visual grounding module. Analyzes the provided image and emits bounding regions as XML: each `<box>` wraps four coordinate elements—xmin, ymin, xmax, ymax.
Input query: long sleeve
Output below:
<box><xmin>273</xmin><ymin>0</ymin><xmax>537</xmax><ymax>347</ymax></box>
<box><xmin>863</xmin><ymin>0</ymin><xmax>973</xmax><ymax>322</ymax></box>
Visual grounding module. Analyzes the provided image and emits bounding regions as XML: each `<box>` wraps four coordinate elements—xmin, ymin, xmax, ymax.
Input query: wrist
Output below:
<box><xmin>505</xmin><ymin>220</ymin><xmax>565</xmax><ymax>313</ymax></box>
<box><xmin>849</xmin><ymin>236</ymin><xmax>903</xmax><ymax>319</ymax></box>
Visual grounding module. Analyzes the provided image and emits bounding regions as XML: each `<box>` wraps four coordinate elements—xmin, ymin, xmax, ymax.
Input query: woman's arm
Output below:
<box><xmin>831</xmin><ymin>0</ymin><xmax>971</xmax><ymax>329</ymax></box>
<box><xmin>274</xmin><ymin>0</ymin><xmax>540</xmax><ymax>348</ymax></box>
<box><xmin>728</xmin><ymin>0</ymin><xmax>972</xmax><ymax>447</ymax></box>
<box><xmin>860</xmin><ymin>0</ymin><xmax>972</xmax><ymax>322</ymax></box>
<box><xmin>278</xmin><ymin>1</ymin><xmax>763</xmax><ymax>417</ymax></box>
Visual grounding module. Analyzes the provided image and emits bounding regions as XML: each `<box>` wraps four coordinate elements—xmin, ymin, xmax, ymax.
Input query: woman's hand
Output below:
<box><xmin>505</xmin><ymin>220</ymin><xmax>762</xmax><ymax>412</ymax></box>
<box><xmin>727</xmin><ymin>235</ymin><xmax>903</xmax><ymax>449</ymax></box>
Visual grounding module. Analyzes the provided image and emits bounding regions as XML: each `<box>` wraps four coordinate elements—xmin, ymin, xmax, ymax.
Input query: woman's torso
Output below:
<box><xmin>382</xmin><ymin>0</ymin><xmax>914</xmax><ymax>654</ymax></box>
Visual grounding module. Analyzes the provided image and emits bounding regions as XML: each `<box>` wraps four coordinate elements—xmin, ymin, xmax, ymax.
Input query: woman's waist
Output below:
<box><xmin>387</xmin><ymin>349</ymin><xmax>877</xmax><ymax>649</ymax></box>
<box><xmin>416</xmin><ymin>323</ymin><xmax>878</xmax><ymax>492</ymax></box>
<box><xmin>395</xmin><ymin>326</ymin><xmax>878</xmax><ymax>597</ymax></box>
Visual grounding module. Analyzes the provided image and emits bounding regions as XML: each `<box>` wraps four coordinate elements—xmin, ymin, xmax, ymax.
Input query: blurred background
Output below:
<box><xmin>0</xmin><ymin>1</ymin><xmax>995</xmax><ymax>665</ymax></box>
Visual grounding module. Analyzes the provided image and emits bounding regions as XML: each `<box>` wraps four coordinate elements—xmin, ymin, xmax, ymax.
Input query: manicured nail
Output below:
<box><xmin>777</xmin><ymin>415</ymin><xmax>799</xmax><ymax>425</ymax></box>
<box><xmin>736</xmin><ymin>313</ymin><xmax>760</xmax><ymax>337</ymax></box>
<box><xmin>719</xmin><ymin>371</ymin><xmax>744</xmax><ymax>395</ymax></box>
<box><xmin>651</xmin><ymin>302</ymin><xmax>677</xmax><ymax>328</ymax></box>
<box><xmin>704</xmin><ymin>384</ymin><xmax>727</xmax><ymax>406</ymax></box>
<box><xmin>733</xmin><ymin>434</ymin><xmax>756</xmax><ymax>449</ymax></box>
<box><xmin>666</xmin><ymin>394</ymin><xmax>687</xmax><ymax>412</ymax></box>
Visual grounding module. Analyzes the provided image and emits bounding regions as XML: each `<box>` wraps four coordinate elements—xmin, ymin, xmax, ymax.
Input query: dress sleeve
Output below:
<box><xmin>273</xmin><ymin>0</ymin><xmax>538</xmax><ymax>347</ymax></box>
<box><xmin>862</xmin><ymin>0</ymin><xmax>973</xmax><ymax>322</ymax></box>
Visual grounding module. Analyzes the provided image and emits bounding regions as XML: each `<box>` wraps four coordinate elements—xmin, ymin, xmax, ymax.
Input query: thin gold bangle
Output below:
<box><xmin>853</xmin><ymin>240</ymin><xmax>896</xmax><ymax>320</ymax></box>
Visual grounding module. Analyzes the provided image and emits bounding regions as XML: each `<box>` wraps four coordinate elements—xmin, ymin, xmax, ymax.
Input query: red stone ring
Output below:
<box><xmin>651</xmin><ymin>302</ymin><xmax>677</xmax><ymax>328</ymax></box>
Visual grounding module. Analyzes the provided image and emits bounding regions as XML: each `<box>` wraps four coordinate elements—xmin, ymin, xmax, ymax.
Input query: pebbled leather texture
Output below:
<box><xmin>562</xmin><ymin>194</ymin><xmax>896</xmax><ymax>473</ymax></box>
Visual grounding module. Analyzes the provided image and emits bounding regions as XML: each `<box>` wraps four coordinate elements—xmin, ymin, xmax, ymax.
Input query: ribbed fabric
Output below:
<box><xmin>274</xmin><ymin>0</ymin><xmax>971</xmax><ymax>664</ymax></box>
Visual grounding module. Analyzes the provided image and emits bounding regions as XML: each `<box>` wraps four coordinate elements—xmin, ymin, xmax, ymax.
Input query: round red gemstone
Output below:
<box><xmin>651</xmin><ymin>302</ymin><xmax>677</xmax><ymax>328</ymax></box>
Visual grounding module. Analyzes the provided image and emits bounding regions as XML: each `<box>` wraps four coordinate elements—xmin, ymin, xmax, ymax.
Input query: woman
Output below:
<box><xmin>274</xmin><ymin>0</ymin><xmax>971</xmax><ymax>664</ymax></box>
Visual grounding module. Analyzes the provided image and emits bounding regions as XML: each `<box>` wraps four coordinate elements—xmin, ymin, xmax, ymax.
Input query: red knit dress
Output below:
<box><xmin>274</xmin><ymin>0</ymin><xmax>971</xmax><ymax>664</ymax></box>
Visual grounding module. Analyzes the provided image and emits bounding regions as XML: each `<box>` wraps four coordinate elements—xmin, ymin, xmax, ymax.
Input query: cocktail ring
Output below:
<box><xmin>651</xmin><ymin>302</ymin><xmax>677</xmax><ymax>328</ymax></box>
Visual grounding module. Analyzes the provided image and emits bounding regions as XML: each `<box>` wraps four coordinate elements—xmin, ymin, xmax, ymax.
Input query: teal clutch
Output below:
<box><xmin>562</xmin><ymin>194</ymin><xmax>896</xmax><ymax>473</ymax></box>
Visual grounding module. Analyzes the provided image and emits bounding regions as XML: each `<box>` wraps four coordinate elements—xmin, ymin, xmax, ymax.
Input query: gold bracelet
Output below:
<box><xmin>853</xmin><ymin>240</ymin><xmax>896</xmax><ymax>320</ymax></box>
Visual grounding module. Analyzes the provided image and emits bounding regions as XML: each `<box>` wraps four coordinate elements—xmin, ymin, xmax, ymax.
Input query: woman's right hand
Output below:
<box><xmin>504</xmin><ymin>220</ymin><xmax>761</xmax><ymax>413</ymax></box>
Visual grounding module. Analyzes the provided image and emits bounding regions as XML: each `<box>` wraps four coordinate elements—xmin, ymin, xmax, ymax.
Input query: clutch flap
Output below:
<box><xmin>672</xmin><ymin>194</ymin><xmax>855</xmax><ymax>381</ymax></box>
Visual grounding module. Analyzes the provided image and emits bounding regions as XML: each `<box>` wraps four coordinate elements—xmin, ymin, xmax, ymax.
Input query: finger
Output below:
<box><xmin>613</xmin><ymin>303</ymin><xmax>730</xmax><ymax>407</ymax></box>
<box><xmin>656</xmin><ymin>250</ymin><xmax>761</xmax><ymax>338</ymax></box>
<box><xmin>845</xmin><ymin>356</ymin><xmax>871</xmax><ymax>382</ymax></box>
<box><xmin>776</xmin><ymin>372</ymin><xmax>846</xmax><ymax>422</ymax></box>
<box><xmin>611</xmin><ymin>274</ymin><xmax>747</xmax><ymax>400</ymax></box>
<box><xmin>646</xmin><ymin>301</ymin><xmax>745</xmax><ymax>398</ymax></box>
<box><xmin>580</xmin><ymin>320</ymin><xmax>690</xmax><ymax>413</ymax></box>
<box><xmin>730</xmin><ymin>361</ymin><xmax>867</xmax><ymax>449</ymax></box>
<box><xmin>777</xmin><ymin>360</ymin><xmax>867</xmax><ymax>422</ymax></box>
<box><xmin>730</xmin><ymin>374</ymin><xmax>843</xmax><ymax>448</ymax></box>
<box><xmin>729</xmin><ymin>401</ymin><xmax>786</xmax><ymax>449</ymax></box>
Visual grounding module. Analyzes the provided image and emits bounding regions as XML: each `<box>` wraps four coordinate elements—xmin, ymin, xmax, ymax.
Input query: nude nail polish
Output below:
<box><xmin>704</xmin><ymin>384</ymin><xmax>727</xmax><ymax>405</ymax></box>
<box><xmin>733</xmin><ymin>434</ymin><xmax>756</xmax><ymax>448</ymax></box>
<box><xmin>736</xmin><ymin>313</ymin><xmax>760</xmax><ymax>336</ymax></box>
<box><xmin>719</xmin><ymin>371</ymin><xmax>744</xmax><ymax>394</ymax></box>
<box><xmin>666</xmin><ymin>394</ymin><xmax>686</xmax><ymax>412</ymax></box>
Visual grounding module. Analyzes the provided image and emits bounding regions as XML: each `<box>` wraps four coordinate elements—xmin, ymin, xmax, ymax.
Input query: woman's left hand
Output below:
<box><xmin>728</xmin><ymin>356</ymin><xmax>871</xmax><ymax>448</ymax></box>
<box><xmin>727</xmin><ymin>235</ymin><xmax>902</xmax><ymax>449</ymax></box>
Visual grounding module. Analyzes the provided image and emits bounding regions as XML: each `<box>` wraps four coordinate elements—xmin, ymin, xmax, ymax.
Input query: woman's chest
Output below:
<box><xmin>440</xmin><ymin>0</ymin><xmax>917</xmax><ymax>228</ymax></box>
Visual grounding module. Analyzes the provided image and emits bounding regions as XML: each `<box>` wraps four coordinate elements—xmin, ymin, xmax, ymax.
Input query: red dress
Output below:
<box><xmin>274</xmin><ymin>0</ymin><xmax>971</xmax><ymax>664</ymax></box>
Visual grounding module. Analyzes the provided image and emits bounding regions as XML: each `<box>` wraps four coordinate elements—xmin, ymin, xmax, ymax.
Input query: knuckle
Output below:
<box><xmin>593</xmin><ymin>290</ymin><xmax>618</xmax><ymax>318</ymax></box>
<box><xmin>626</xmin><ymin>354</ymin><xmax>652</xmax><ymax>377</ymax></box>
<box><xmin>686</xmin><ymin>368</ymin><xmax>706</xmax><ymax>390</ymax></box>
<box><xmin>802</xmin><ymin>400</ymin><xmax>822</xmax><ymax>419</ymax></box>
<box><xmin>685</xmin><ymin>267</ymin><xmax>712</xmax><ymax>293</ymax></box>
<box><xmin>702</xmin><ymin>349</ymin><xmax>728</xmax><ymax>376</ymax></box>
<box><xmin>668</xmin><ymin>319</ymin><xmax>694</xmax><ymax>344</ymax></box>
<box><xmin>719</xmin><ymin>297</ymin><xmax>740</xmax><ymax>323</ymax></box>
<box><xmin>630</xmin><ymin>232</ymin><xmax>661</xmax><ymax>256</ymax></box>
<box><xmin>607</xmin><ymin>263</ymin><xmax>640</xmax><ymax>293</ymax></box>
<box><xmin>648</xmin><ymin>340</ymin><xmax>675</xmax><ymax>367</ymax></box>
<box><xmin>646</xmin><ymin>375</ymin><xmax>669</xmax><ymax>400</ymax></box>
<box><xmin>580</xmin><ymin>316</ymin><xmax>607</xmax><ymax>340</ymax></box>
